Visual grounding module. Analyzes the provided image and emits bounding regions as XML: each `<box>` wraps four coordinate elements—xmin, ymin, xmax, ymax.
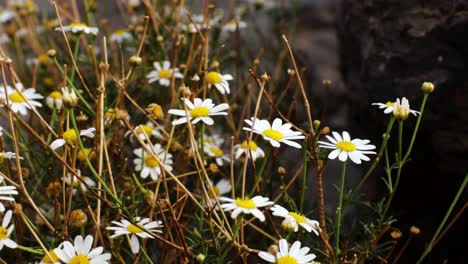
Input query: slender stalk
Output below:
<box><xmin>335</xmin><ymin>161</ymin><xmax>347</xmax><ymax>256</ymax></box>
<box><xmin>416</xmin><ymin>172</ymin><xmax>468</xmax><ymax>264</ymax></box>
<box><xmin>299</xmin><ymin>140</ymin><xmax>308</xmax><ymax>212</ymax></box>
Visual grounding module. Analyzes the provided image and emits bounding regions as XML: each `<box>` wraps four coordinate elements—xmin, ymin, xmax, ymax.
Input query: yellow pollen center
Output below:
<box><xmin>277</xmin><ymin>256</ymin><xmax>298</xmax><ymax>264</ymax></box>
<box><xmin>115</xmin><ymin>29</ymin><xmax>127</xmax><ymax>35</ymax></box>
<box><xmin>336</xmin><ymin>141</ymin><xmax>356</xmax><ymax>152</ymax></box>
<box><xmin>70</xmin><ymin>22</ymin><xmax>86</xmax><ymax>28</ymax></box>
<box><xmin>9</xmin><ymin>92</ymin><xmax>26</xmax><ymax>103</ymax></box>
<box><xmin>240</xmin><ymin>140</ymin><xmax>258</xmax><ymax>151</ymax></box>
<box><xmin>235</xmin><ymin>198</ymin><xmax>256</xmax><ymax>209</ymax></box>
<box><xmin>78</xmin><ymin>148</ymin><xmax>92</xmax><ymax>161</ymax></box>
<box><xmin>62</xmin><ymin>129</ymin><xmax>78</xmax><ymax>142</ymax></box>
<box><xmin>204</xmin><ymin>71</ymin><xmax>222</xmax><ymax>84</ymax></box>
<box><xmin>209</xmin><ymin>186</ymin><xmax>220</xmax><ymax>198</ymax></box>
<box><xmin>288</xmin><ymin>212</ymin><xmax>306</xmax><ymax>223</ymax></box>
<box><xmin>69</xmin><ymin>254</ymin><xmax>89</xmax><ymax>264</ymax></box>
<box><xmin>209</xmin><ymin>146</ymin><xmax>224</xmax><ymax>157</ymax></box>
<box><xmin>385</xmin><ymin>101</ymin><xmax>394</xmax><ymax>107</ymax></box>
<box><xmin>262</xmin><ymin>129</ymin><xmax>284</xmax><ymax>141</ymax></box>
<box><xmin>136</xmin><ymin>125</ymin><xmax>154</xmax><ymax>135</ymax></box>
<box><xmin>158</xmin><ymin>69</ymin><xmax>172</xmax><ymax>79</ymax></box>
<box><xmin>126</xmin><ymin>224</ymin><xmax>144</xmax><ymax>234</ymax></box>
<box><xmin>41</xmin><ymin>250</ymin><xmax>60</xmax><ymax>263</ymax></box>
<box><xmin>144</xmin><ymin>156</ymin><xmax>159</xmax><ymax>168</ymax></box>
<box><xmin>49</xmin><ymin>91</ymin><xmax>62</xmax><ymax>99</ymax></box>
<box><xmin>190</xmin><ymin>106</ymin><xmax>210</xmax><ymax>118</ymax></box>
<box><xmin>0</xmin><ymin>226</ymin><xmax>8</xmax><ymax>239</ymax></box>
<box><xmin>39</xmin><ymin>54</ymin><xmax>51</xmax><ymax>65</ymax></box>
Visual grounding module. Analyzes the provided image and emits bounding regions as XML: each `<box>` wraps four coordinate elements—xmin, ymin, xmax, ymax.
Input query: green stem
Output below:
<box><xmin>16</xmin><ymin>245</ymin><xmax>43</xmax><ymax>255</ymax></box>
<box><xmin>70</xmin><ymin>38</ymin><xmax>80</xmax><ymax>82</ymax></box>
<box><xmin>335</xmin><ymin>161</ymin><xmax>347</xmax><ymax>256</ymax></box>
<box><xmin>416</xmin><ymin>173</ymin><xmax>468</xmax><ymax>264</ymax></box>
<box><xmin>382</xmin><ymin>121</ymin><xmax>403</xmax><ymax>216</ymax></box>
<box><xmin>402</xmin><ymin>94</ymin><xmax>429</xmax><ymax>162</ymax></box>
<box><xmin>248</xmin><ymin>147</ymin><xmax>271</xmax><ymax>196</ymax></box>
<box><xmin>351</xmin><ymin>117</ymin><xmax>395</xmax><ymax>198</ymax></box>
<box><xmin>200</xmin><ymin>123</ymin><xmax>205</xmax><ymax>164</ymax></box>
<box><xmin>69</xmin><ymin>108</ymin><xmax>121</xmax><ymax>206</ymax></box>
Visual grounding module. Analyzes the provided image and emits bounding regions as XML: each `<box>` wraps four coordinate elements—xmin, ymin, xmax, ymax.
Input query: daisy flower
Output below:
<box><xmin>0</xmin><ymin>83</ymin><xmax>44</xmax><ymax>116</ymax></box>
<box><xmin>0</xmin><ymin>151</ymin><xmax>23</xmax><ymax>163</ymax></box>
<box><xmin>0</xmin><ymin>210</ymin><xmax>17</xmax><ymax>250</ymax></box>
<box><xmin>219</xmin><ymin>195</ymin><xmax>273</xmax><ymax>222</ymax></box>
<box><xmin>270</xmin><ymin>204</ymin><xmax>321</xmax><ymax>235</ymax></box>
<box><xmin>61</xmin><ymin>87</ymin><xmax>78</xmax><ymax>107</ymax></box>
<box><xmin>318</xmin><ymin>131</ymin><xmax>376</xmax><ymax>164</ymax></box>
<box><xmin>203</xmin><ymin>71</ymin><xmax>233</xmax><ymax>94</ymax></box>
<box><xmin>106</xmin><ymin>217</ymin><xmax>163</xmax><ymax>254</ymax></box>
<box><xmin>204</xmin><ymin>142</ymin><xmax>230</xmax><ymax>166</ymax></box>
<box><xmin>0</xmin><ymin>10</ymin><xmax>15</xmax><ymax>24</ymax></box>
<box><xmin>168</xmin><ymin>98</ymin><xmax>229</xmax><ymax>126</ymax></box>
<box><xmin>234</xmin><ymin>140</ymin><xmax>265</xmax><ymax>161</ymax></box>
<box><xmin>146</xmin><ymin>61</ymin><xmax>183</xmax><ymax>87</ymax></box>
<box><xmin>110</xmin><ymin>28</ymin><xmax>132</xmax><ymax>44</ymax></box>
<box><xmin>393</xmin><ymin>97</ymin><xmax>420</xmax><ymax>120</ymax></box>
<box><xmin>0</xmin><ymin>177</ymin><xmax>18</xmax><ymax>212</ymax></box>
<box><xmin>54</xmin><ymin>235</ymin><xmax>111</xmax><ymax>263</ymax></box>
<box><xmin>55</xmin><ymin>23</ymin><xmax>99</xmax><ymax>35</ymax></box>
<box><xmin>63</xmin><ymin>170</ymin><xmax>96</xmax><ymax>195</ymax></box>
<box><xmin>207</xmin><ymin>179</ymin><xmax>231</xmax><ymax>205</ymax></box>
<box><xmin>133</xmin><ymin>143</ymin><xmax>173</xmax><ymax>181</ymax></box>
<box><xmin>372</xmin><ymin>97</ymin><xmax>419</xmax><ymax>118</ymax></box>
<box><xmin>50</xmin><ymin>127</ymin><xmax>95</xmax><ymax>150</ymax></box>
<box><xmin>126</xmin><ymin>122</ymin><xmax>162</xmax><ymax>140</ymax></box>
<box><xmin>243</xmin><ymin>117</ymin><xmax>305</xmax><ymax>148</ymax></box>
<box><xmin>46</xmin><ymin>91</ymin><xmax>63</xmax><ymax>110</ymax></box>
<box><xmin>222</xmin><ymin>19</ymin><xmax>247</xmax><ymax>33</ymax></box>
<box><xmin>258</xmin><ymin>239</ymin><xmax>316</xmax><ymax>264</ymax></box>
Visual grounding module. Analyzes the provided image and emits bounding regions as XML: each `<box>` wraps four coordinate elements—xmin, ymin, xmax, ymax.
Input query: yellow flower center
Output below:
<box><xmin>0</xmin><ymin>226</ymin><xmax>8</xmax><ymax>239</ymax></box>
<box><xmin>288</xmin><ymin>212</ymin><xmax>306</xmax><ymax>223</ymax></box>
<box><xmin>208</xmin><ymin>186</ymin><xmax>220</xmax><ymax>198</ymax></box>
<box><xmin>105</xmin><ymin>110</ymin><xmax>116</xmax><ymax>120</ymax></box>
<box><xmin>49</xmin><ymin>91</ymin><xmax>62</xmax><ymax>99</ymax></box>
<box><xmin>69</xmin><ymin>254</ymin><xmax>89</xmax><ymax>264</ymax></box>
<box><xmin>385</xmin><ymin>101</ymin><xmax>394</xmax><ymax>107</ymax></box>
<box><xmin>9</xmin><ymin>92</ymin><xmax>26</xmax><ymax>103</ymax></box>
<box><xmin>135</xmin><ymin>124</ymin><xmax>154</xmax><ymax>135</ymax></box>
<box><xmin>235</xmin><ymin>197</ymin><xmax>256</xmax><ymax>209</ymax></box>
<box><xmin>41</xmin><ymin>250</ymin><xmax>60</xmax><ymax>264</ymax></box>
<box><xmin>126</xmin><ymin>223</ymin><xmax>143</xmax><ymax>234</ymax></box>
<box><xmin>336</xmin><ymin>141</ymin><xmax>356</xmax><ymax>152</ymax></box>
<box><xmin>190</xmin><ymin>106</ymin><xmax>210</xmax><ymax>118</ymax></box>
<box><xmin>204</xmin><ymin>71</ymin><xmax>222</xmax><ymax>84</ymax></box>
<box><xmin>240</xmin><ymin>140</ymin><xmax>258</xmax><ymax>151</ymax></box>
<box><xmin>209</xmin><ymin>146</ymin><xmax>224</xmax><ymax>157</ymax></box>
<box><xmin>277</xmin><ymin>256</ymin><xmax>298</xmax><ymax>264</ymax></box>
<box><xmin>78</xmin><ymin>148</ymin><xmax>92</xmax><ymax>161</ymax></box>
<box><xmin>114</xmin><ymin>28</ymin><xmax>127</xmax><ymax>36</ymax></box>
<box><xmin>158</xmin><ymin>69</ymin><xmax>172</xmax><ymax>79</ymax></box>
<box><xmin>62</xmin><ymin>129</ymin><xmax>78</xmax><ymax>142</ymax></box>
<box><xmin>70</xmin><ymin>22</ymin><xmax>87</xmax><ymax>28</ymax></box>
<box><xmin>39</xmin><ymin>54</ymin><xmax>52</xmax><ymax>65</ymax></box>
<box><xmin>262</xmin><ymin>129</ymin><xmax>284</xmax><ymax>141</ymax></box>
<box><xmin>144</xmin><ymin>156</ymin><xmax>159</xmax><ymax>168</ymax></box>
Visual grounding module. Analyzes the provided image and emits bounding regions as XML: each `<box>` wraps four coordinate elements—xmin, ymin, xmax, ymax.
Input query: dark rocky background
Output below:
<box><xmin>294</xmin><ymin>0</ymin><xmax>467</xmax><ymax>262</ymax></box>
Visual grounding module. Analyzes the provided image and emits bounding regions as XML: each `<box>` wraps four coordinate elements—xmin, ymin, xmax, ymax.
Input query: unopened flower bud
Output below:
<box><xmin>209</xmin><ymin>163</ymin><xmax>219</xmax><ymax>174</ymax></box>
<box><xmin>390</xmin><ymin>230</ymin><xmax>402</xmax><ymax>239</ymax></box>
<box><xmin>313</xmin><ymin>120</ymin><xmax>321</xmax><ymax>130</ymax></box>
<box><xmin>322</xmin><ymin>80</ymin><xmax>332</xmax><ymax>86</ymax></box>
<box><xmin>129</xmin><ymin>55</ymin><xmax>142</xmax><ymax>66</ymax></box>
<box><xmin>281</xmin><ymin>217</ymin><xmax>299</xmax><ymax>232</ymax></box>
<box><xmin>287</xmin><ymin>69</ymin><xmax>295</xmax><ymax>75</ymax></box>
<box><xmin>47</xmin><ymin>49</ymin><xmax>56</xmax><ymax>58</ymax></box>
<box><xmin>195</xmin><ymin>253</ymin><xmax>206</xmax><ymax>263</ymax></box>
<box><xmin>69</xmin><ymin>209</ymin><xmax>87</xmax><ymax>227</ymax></box>
<box><xmin>410</xmin><ymin>226</ymin><xmax>421</xmax><ymax>235</ymax></box>
<box><xmin>191</xmin><ymin>73</ymin><xmax>200</xmax><ymax>82</ymax></box>
<box><xmin>321</xmin><ymin>126</ymin><xmax>330</xmax><ymax>135</ymax></box>
<box><xmin>145</xmin><ymin>190</ymin><xmax>155</xmax><ymax>205</ymax></box>
<box><xmin>46</xmin><ymin>181</ymin><xmax>61</xmax><ymax>197</ymax></box>
<box><xmin>267</xmin><ymin>245</ymin><xmax>279</xmax><ymax>254</ymax></box>
<box><xmin>277</xmin><ymin>166</ymin><xmax>286</xmax><ymax>175</ymax></box>
<box><xmin>146</xmin><ymin>103</ymin><xmax>164</xmax><ymax>119</ymax></box>
<box><xmin>260</xmin><ymin>73</ymin><xmax>270</xmax><ymax>82</ymax></box>
<box><xmin>61</xmin><ymin>87</ymin><xmax>78</xmax><ymax>108</ymax></box>
<box><xmin>421</xmin><ymin>82</ymin><xmax>434</xmax><ymax>94</ymax></box>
